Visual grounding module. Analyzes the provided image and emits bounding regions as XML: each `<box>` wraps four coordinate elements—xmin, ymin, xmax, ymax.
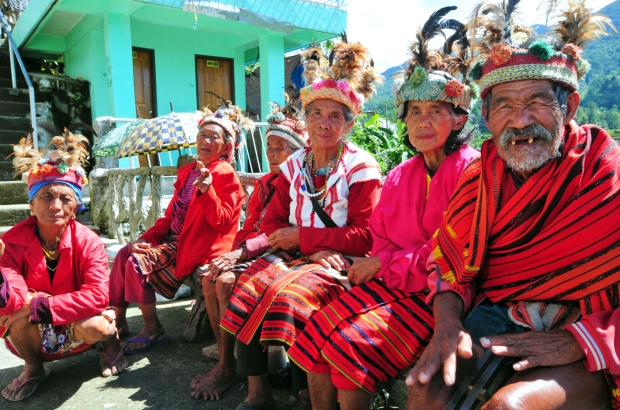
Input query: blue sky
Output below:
<box><xmin>345</xmin><ymin>0</ymin><xmax>616</xmax><ymax>73</ymax></box>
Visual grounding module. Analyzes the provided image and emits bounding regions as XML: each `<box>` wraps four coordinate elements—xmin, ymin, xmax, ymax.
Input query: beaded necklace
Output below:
<box><xmin>35</xmin><ymin>227</ymin><xmax>61</xmax><ymax>275</ymax></box>
<box><xmin>302</xmin><ymin>142</ymin><xmax>345</xmax><ymax>203</ymax></box>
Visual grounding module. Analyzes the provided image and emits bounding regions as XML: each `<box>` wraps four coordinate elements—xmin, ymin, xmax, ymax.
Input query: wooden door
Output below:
<box><xmin>196</xmin><ymin>57</ymin><xmax>233</xmax><ymax>111</ymax></box>
<box><xmin>132</xmin><ymin>48</ymin><xmax>159</xmax><ymax>167</ymax></box>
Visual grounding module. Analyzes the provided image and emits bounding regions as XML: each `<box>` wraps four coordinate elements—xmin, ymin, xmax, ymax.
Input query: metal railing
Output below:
<box><xmin>0</xmin><ymin>7</ymin><xmax>38</xmax><ymax>148</ymax></box>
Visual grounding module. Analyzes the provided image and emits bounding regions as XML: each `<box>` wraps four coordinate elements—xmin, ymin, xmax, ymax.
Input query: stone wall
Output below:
<box><xmin>30</xmin><ymin>73</ymin><xmax>92</xmax><ymax>148</ymax></box>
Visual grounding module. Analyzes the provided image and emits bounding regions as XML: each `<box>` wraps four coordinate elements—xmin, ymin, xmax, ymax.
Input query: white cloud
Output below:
<box><xmin>345</xmin><ymin>0</ymin><xmax>616</xmax><ymax>73</ymax></box>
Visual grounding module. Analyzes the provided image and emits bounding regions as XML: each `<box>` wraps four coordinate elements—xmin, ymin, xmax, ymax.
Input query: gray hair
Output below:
<box><xmin>304</xmin><ymin>101</ymin><xmax>355</xmax><ymax>124</ymax></box>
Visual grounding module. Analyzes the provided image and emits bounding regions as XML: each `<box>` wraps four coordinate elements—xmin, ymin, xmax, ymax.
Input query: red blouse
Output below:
<box><xmin>262</xmin><ymin>176</ymin><xmax>381</xmax><ymax>256</ymax></box>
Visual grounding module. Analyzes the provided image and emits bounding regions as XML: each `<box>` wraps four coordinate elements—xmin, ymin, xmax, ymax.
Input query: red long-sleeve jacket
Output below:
<box><xmin>140</xmin><ymin>160</ymin><xmax>245</xmax><ymax>278</ymax></box>
<box><xmin>0</xmin><ymin>218</ymin><xmax>108</xmax><ymax>325</ymax></box>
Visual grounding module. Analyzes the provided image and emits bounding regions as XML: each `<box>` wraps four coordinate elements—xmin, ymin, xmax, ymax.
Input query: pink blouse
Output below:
<box><xmin>371</xmin><ymin>145</ymin><xmax>479</xmax><ymax>293</ymax></box>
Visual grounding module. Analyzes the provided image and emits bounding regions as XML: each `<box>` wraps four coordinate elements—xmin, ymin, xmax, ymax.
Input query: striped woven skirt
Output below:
<box><xmin>134</xmin><ymin>233</ymin><xmax>184</xmax><ymax>299</ymax></box>
<box><xmin>221</xmin><ymin>251</ymin><xmax>347</xmax><ymax>347</ymax></box>
<box><xmin>287</xmin><ymin>279</ymin><xmax>434</xmax><ymax>393</ymax></box>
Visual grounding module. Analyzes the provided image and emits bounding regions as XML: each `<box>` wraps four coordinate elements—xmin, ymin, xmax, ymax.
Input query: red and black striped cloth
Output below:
<box><xmin>134</xmin><ymin>233</ymin><xmax>183</xmax><ymax>299</ymax></box>
<box><xmin>288</xmin><ymin>279</ymin><xmax>433</xmax><ymax>393</ymax></box>
<box><xmin>221</xmin><ymin>251</ymin><xmax>347</xmax><ymax>347</ymax></box>
<box><xmin>433</xmin><ymin>122</ymin><xmax>620</xmax><ymax>407</ymax></box>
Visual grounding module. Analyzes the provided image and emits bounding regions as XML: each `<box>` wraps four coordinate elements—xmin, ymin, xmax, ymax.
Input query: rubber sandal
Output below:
<box><xmin>2</xmin><ymin>368</ymin><xmax>50</xmax><ymax>402</ymax></box>
<box><xmin>98</xmin><ymin>348</ymin><xmax>126</xmax><ymax>377</ymax></box>
<box><xmin>234</xmin><ymin>395</ymin><xmax>276</xmax><ymax>410</ymax></box>
<box><xmin>123</xmin><ymin>327</ymin><xmax>171</xmax><ymax>355</ymax></box>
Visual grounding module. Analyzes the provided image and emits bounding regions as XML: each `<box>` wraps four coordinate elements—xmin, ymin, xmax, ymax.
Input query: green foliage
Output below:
<box><xmin>348</xmin><ymin>113</ymin><xmax>414</xmax><ymax>174</ymax></box>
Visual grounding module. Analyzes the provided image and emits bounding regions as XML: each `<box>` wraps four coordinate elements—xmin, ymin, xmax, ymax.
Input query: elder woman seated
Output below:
<box><xmin>221</xmin><ymin>39</ymin><xmax>384</xmax><ymax>410</ymax></box>
<box><xmin>110</xmin><ymin>105</ymin><xmax>251</xmax><ymax>354</ymax></box>
<box><xmin>190</xmin><ymin>101</ymin><xmax>308</xmax><ymax>400</ymax></box>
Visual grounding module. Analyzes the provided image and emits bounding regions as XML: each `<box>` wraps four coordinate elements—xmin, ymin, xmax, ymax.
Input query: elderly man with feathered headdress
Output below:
<box><xmin>406</xmin><ymin>1</ymin><xmax>620</xmax><ymax>409</ymax></box>
<box><xmin>0</xmin><ymin>131</ymin><xmax>127</xmax><ymax>401</ymax></box>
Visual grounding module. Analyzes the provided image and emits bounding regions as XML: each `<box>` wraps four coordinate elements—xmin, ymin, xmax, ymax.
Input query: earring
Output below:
<box><xmin>71</xmin><ymin>215</ymin><xmax>76</xmax><ymax>220</ymax></box>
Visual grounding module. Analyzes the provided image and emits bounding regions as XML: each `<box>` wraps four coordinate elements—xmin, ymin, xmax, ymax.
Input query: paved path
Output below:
<box><xmin>0</xmin><ymin>300</ymin><xmax>298</xmax><ymax>409</ymax></box>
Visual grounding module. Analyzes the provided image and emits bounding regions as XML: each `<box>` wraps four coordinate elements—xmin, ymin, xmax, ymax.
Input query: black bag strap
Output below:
<box><xmin>263</xmin><ymin>187</ymin><xmax>276</xmax><ymax>209</ymax></box>
<box><xmin>310</xmin><ymin>196</ymin><xmax>338</xmax><ymax>228</ymax></box>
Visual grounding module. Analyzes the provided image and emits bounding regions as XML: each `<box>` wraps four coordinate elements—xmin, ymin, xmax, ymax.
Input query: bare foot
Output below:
<box><xmin>100</xmin><ymin>336</ymin><xmax>128</xmax><ymax>377</ymax></box>
<box><xmin>1</xmin><ymin>367</ymin><xmax>48</xmax><ymax>401</ymax></box>
<box><xmin>190</xmin><ymin>362</ymin><xmax>237</xmax><ymax>400</ymax></box>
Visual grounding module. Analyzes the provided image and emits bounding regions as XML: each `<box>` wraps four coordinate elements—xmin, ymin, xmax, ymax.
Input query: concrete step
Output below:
<box><xmin>0</xmin><ymin>180</ymin><xmax>28</xmax><ymax>204</ymax></box>
<box><xmin>0</xmin><ymin>116</ymin><xmax>31</xmax><ymax>132</ymax></box>
<box><xmin>0</xmin><ymin>130</ymin><xmax>25</xmax><ymax>145</ymax></box>
<box><xmin>0</xmin><ymin>65</ymin><xmax>27</xmax><ymax>80</ymax></box>
<box><xmin>0</xmin><ymin>143</ymin><xmax>13</xmax><ymax>159</ymax></box>
<box><xmin>0</xmin><ymin>161</ymin><xmax>14</xmax><ymax>181</ymax></box>
<box><xmin>0</xmin><ymin>203</ymin><xmax>29</xmax><ymax>226</ymax></box>
<box><xmin>0</xmin><ymin>101</ymin><xmax>30</xmax><ymax>117</ymax></box>
<box><xmin>0</xmin><ymin>78</ymin><xmax>28</xmax><ymax>89</ymax></box>
<box><xmin>0</xmin><ymin>87</ymin><xmax>30</xmax><ymax>103</ymax></box>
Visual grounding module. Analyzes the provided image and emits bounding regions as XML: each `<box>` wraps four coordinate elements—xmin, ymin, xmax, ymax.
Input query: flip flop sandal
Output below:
<box><xmin>3</xmin><ymin>368</ymin><xmax>51</xmax><ymax>402</ymax></box>
<box><xmin>234</xmin><ymin>395</ymin><xmax>276</xmax><ymax>410</ymax></box>
<box><xmin>98</xmin><ymin>348</ymin><xmax>126</xmax><ymax>377</ymax></box>
<box><xmin>123</xmin><ymin>327</ymin><xmax>171</xmax><ymax>355</ymax></box>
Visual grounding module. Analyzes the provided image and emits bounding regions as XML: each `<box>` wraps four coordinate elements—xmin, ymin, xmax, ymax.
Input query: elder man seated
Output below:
<box><xmin>407</xmin><ymin>3</ymin><xmax>620</xmax><ymax>409</ymax></box>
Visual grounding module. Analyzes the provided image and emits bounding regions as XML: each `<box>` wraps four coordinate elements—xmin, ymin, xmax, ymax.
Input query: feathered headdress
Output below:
<box><xmin>265</xmin><ymin>94</ymin><xmax>308</xmax><ymax>150</ymax></box>
<box><xmin>199</xmin><ymin>92</ymin><xmax>255</xmax><ymax>162</ymax></box>
<box><xmin>393</xmin><ymin>6</ymin><xmax>478</xmax><ymax>119</ymax></box>
<box><xmin>468</xmin><ymin>0</ymin><xmax>617</xmax><ymax>98</ymax></box>
<box><xmin>300</xmin><ymin>33</ymin><xmax>384</xmax><ymax>115</ymax></box>
<box><xmin>10</xmin><ymin>128</ymin><xmax>90</xmax><ymax>208</ymax></box>
<box><xmin>300</xmin><ymin>41</ymin><xmax>328</xmax><ymax>86</ymax></box>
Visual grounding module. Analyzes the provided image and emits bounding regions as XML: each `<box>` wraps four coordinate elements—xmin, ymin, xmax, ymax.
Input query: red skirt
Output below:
<box><xmin>288</xmin><ymin>279</ymin><xmax>434</xmax><ymax>393</ymax></box>
<box><xmin>221</xmin><ymin>251</ymin><xmax>347</xmax><ymax>347</ymax></box>
<box><xmin>133</xmin><ymin>233</ymin><xmax>184</xmax><ymax>299</ymax></box>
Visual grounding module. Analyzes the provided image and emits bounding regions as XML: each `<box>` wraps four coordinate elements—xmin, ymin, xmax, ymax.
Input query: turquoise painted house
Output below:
<box><xmin>11</xmin><ymin>0</ymin><xmax>347</xmax><ymax>167</ymax></box>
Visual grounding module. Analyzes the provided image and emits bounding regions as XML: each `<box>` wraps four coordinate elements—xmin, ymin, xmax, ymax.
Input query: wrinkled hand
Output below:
<box><xmin>407</xmin><ymin>319</ymin><xmax>473</xmax><ymax>386</ymax></box>
<box><xmin>204</xmin><ymin>248</ymin><xmax>248</xmax><ymax>281</ymax></box>
<box><xmin>130</xmin><ymin>239</ymin><xmax>151</xmax><ymax>254</ymax></box>
<box><xmin>1</xmin><ymin>304</ymin><xmax>31</xmax><ymax>332</ymax></box>
<box><xmin>308</xmin><ymin>250</ymin><xmax>351</xmax><ymax>271</ymax></box>
<box><xmin>407</xmin><ymin>292</ymin><xmax>472</xmax><ymax>387</ymax></box>
<box><xmin>481</xmin><ymin>328</ymin><xmax>586</xmax><ymax>371</ymax></box>
<box><xmin>193</xmin><ymin>161</ymin><xmax>213</xmax><ymax>194</ymax></box>
<box><xmin>268</xmin><ymin>227</ymin><xmax>300</xmax><ymax>252</ymax></box>
<box><xmin>348</xmin><ymin>256</ymin><xmax>381</xmax><ymax>285</ymax></box>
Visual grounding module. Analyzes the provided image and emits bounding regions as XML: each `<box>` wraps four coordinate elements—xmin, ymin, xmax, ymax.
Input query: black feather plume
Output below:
<box><xmin>442</xmin><ymin>19</ymin><xmax>467</xmax><ymax>55</ymax></box>
<box><xmin>412</xmin><ymin>6</ymin><xmax>457</xmax><ymax>72</ymax></box>
<box><xmin>421</xmin><ymin>6</ymin><xmax>457</xmax><ymax>42</ymax></box>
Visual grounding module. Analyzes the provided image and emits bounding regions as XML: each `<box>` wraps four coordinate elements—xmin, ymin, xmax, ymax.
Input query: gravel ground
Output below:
<box><xmin>0</xmin><ymin>299</ymin><xmax>298</xmax><ymax>410</ymax></box>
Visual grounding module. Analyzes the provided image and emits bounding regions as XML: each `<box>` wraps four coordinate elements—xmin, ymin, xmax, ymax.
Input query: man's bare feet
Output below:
<box><xmin>1</xmin><ymin>366</ymin><xmax>49</xmax><ymax>401</ymax></box>
<box><xmin>100</xmin><ymin>337</ymin><xmax>128</xmax><ymax>377</ymax></box>
<box><xmin>190</xmin><ymin>362</ymin><xmax>237</xmax><ymax>400</ymax></box>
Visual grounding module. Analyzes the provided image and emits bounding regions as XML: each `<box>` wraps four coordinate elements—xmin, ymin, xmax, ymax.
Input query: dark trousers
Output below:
<box><xmin>236</xmin><ymin>329</ymin><xmax>308</xmax><ymax>392</ymax></box>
